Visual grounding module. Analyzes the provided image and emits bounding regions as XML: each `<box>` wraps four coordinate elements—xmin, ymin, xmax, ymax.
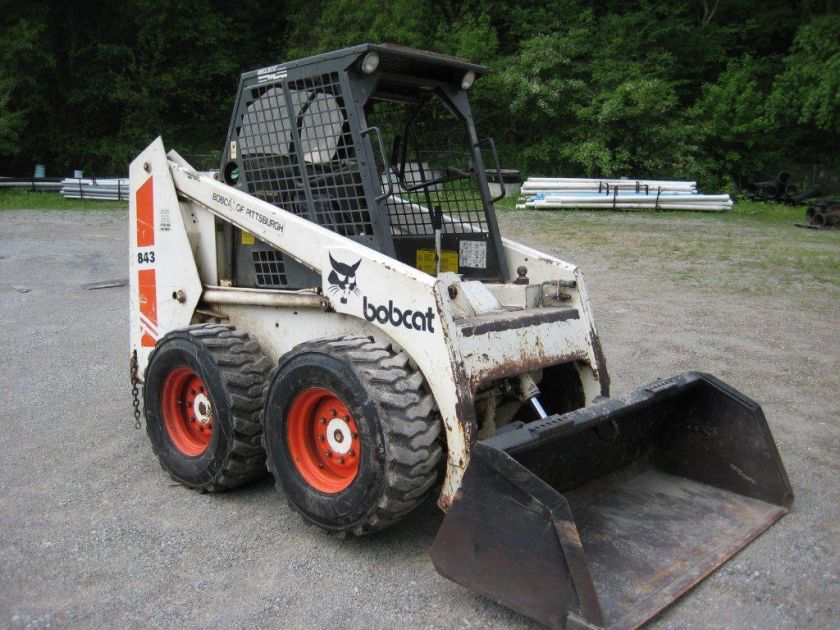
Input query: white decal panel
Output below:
<box><xmin>459</xmin><ymin>240</ymin><xmax>487</xmax><ymax>269</ymax></box>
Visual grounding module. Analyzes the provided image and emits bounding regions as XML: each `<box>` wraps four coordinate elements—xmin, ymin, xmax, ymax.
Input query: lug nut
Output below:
<box><xmin>318</xmin><ymin>463</ymin><xmax>325</xmax><ymax>469</ymax></box>
<box><xmin>348</xmin><ymin>449</ymin><xmax>355</xmax><ymax>457</ymax></box>
<box><xmin>325</xmin><ymin>450</ymin><xmax>332</xmax><ymax>457</ymax></box>
<box><xmin>317</xmin><ymin>435</ymin><xmax>325</xmax><ymax>441</ymax></box>
<box><xmin>331</xmin><ymin>409</ymin><xmax>337</xmax><ymax>417</ymax></box>
<box><xmin>320</xmin><ymin>417</ymin><xmax>326</xmax><ymax>425</ymax></box>
<box><xmin>338</xmin><ymin>457</ymin><xmax>345</xmax><ymax>464</ymax></box>
<box><xmin>351</xmin><ymin>432</ymin><xmax>358</xmax><ymax>439</ymax></box>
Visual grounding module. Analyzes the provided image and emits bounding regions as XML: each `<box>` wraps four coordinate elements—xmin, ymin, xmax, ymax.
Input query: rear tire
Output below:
<box><xmin>144</xmin><ymin>324</ymin><xmax>271</xmax><ymax>491</ymax></box>
<box><xmin>262</xmin><ymin>336</ymin><xmax>442</xmax><ymax>535</ymax></box>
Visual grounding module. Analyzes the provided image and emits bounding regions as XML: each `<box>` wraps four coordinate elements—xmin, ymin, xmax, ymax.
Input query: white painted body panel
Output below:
<box><xmin>128</xmin><ymin>138</ymin><xmax>608</xmax><ymax>507</ymax></box>
<box><xmin>128</xmin><ymin>139</ymin><xmax>202</xmax><ymax>372</ymax></box>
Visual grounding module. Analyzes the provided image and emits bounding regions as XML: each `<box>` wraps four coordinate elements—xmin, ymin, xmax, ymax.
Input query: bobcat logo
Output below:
<box><xmin>327</xmin><ymin>254</ymin><xmax>361</xmax><ymax>304</ymax></box>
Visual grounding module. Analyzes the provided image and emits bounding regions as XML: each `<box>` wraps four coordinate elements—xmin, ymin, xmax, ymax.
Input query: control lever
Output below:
<box><xmin>432</xmin><ymin>206</ymin><xmax>443</xmax><ymax>275</ymax></box>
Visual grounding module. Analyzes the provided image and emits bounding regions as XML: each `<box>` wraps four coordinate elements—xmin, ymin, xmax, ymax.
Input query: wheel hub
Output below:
<box><xmin>326</xmin><ymin>417</ymin><xmax>353</xmax><ymax>454</ymax></box>
<box><xmin>161</xmin><ymin>366</ymin><xmax>213</xmax><ymax>456</ymax></box>
<box><xmin>192</xmin><ymin>392</ymin><xmax>212</xmax><ymax>424</ymax></box>
<box><xmin>286</xmin><ymin>387</ymin><xmax>360</xmax><ymax>493</ymax></box>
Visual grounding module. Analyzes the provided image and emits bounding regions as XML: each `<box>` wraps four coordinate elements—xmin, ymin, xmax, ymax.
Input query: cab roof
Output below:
<box><xmin>244</xmin><ymin>43</ymin><xmax>487</xmax><ymax>86</ymax></box>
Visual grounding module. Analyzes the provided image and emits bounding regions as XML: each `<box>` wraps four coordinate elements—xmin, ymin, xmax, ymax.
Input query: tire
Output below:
<box><xmin>144</xmin><ymin>324</ymin><xmax>272</xmax><ymax>492</ymax></box>
<box><xmin>262</xmin><ymin>336</ymin><xmax>442</xmax><ymax>535</ymax></box>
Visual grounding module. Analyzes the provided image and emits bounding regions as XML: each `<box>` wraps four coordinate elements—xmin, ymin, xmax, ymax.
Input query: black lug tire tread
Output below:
<box><xmin>265</xmin><ymin>335</ymin><xmax>442</xmax><ymax>535</ymax></box>
<box><xmin>146</xmin><ymin>323</ymin><xmax>272</xmax><ymax>492</ymax></box>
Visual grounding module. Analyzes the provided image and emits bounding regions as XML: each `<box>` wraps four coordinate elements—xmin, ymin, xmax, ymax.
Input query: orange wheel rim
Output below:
<box><xmin>161</xmin><ymin>366</ymin><xmax>213</xmax><ymax>456</ymax></box>
<box><xmin>286</xmin><ymin>387</ymin><xmax>360</xmax><ymax>493</ymax></box>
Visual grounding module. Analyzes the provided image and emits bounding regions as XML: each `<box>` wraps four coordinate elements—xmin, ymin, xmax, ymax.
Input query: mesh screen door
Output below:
<box><xmin>237</xmin><ymin>73</ymin><xmax>373</xmax><ymax>238</ymax></box>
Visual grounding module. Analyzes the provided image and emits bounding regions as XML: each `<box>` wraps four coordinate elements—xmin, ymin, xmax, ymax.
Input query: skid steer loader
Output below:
<box><xmin>128</xmin><ymin>44</ymin><xmax>792</xmax><ymax>629</ymax></box>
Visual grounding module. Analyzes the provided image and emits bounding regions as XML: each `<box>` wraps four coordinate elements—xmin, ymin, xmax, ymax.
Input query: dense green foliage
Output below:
<box><xmin>1</xmin><ymin>1</ymin><xmax>838</xmax><ymax>189</ymax></box>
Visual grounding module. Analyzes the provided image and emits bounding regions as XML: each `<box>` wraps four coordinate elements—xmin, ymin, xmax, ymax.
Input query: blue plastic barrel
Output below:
<box><xmin>34</xmin><ymin>164</ymin><xmax>46</xmax><ymax>178</ymax></box>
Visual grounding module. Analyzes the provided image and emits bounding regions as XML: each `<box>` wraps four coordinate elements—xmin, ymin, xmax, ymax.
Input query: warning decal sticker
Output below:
<box><xmin>416</xmin><ymin>249</ymin><xmax>458</xmax><ymax>275</ymax></box>
<box><xmin>458</xmin><ymin>240</ymin><xmax>487</xmax><ymax>269</ymax></box>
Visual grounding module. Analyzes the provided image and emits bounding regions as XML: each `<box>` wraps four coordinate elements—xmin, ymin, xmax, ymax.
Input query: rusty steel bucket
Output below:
<box><xmin>431</xmin><ymin>372</ymin><xmax>792</xmax><ymax>630</ymax></box>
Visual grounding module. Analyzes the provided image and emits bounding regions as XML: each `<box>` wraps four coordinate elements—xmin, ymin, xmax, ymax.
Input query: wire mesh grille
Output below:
<box><xmin>252</xmin><ymin>248</ymin><xmax>288</xmax><ymax>287</ymax></box>
<box><xmin>366</xmin><ymin>97</ymin><xmax>488</xmax><ymax>236</ymax></box>
<box><xmin>237</xmin><ymin>73</ymin><xmax>372</xmax><ymax>237</ymax></box>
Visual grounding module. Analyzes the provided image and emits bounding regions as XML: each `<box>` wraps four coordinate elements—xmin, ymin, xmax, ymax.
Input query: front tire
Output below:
<box><xmin>263</xmin><ymin>336</ymin><xmax>442</xmax><ymax>535</ymax></box>
<box><xmin>144</xmin><ymin>324</ymin><xmax>271</xmax><ymax>491</ymax></box>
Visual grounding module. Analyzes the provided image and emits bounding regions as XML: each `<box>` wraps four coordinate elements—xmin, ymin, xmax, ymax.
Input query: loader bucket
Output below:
<box><xmin>431</xmin><ymin>372</ymin><xmax>792</xmax><ymax>630</ymax></box>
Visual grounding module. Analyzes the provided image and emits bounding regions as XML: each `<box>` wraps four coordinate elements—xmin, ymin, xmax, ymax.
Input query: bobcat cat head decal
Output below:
<box><xmin>327</xmin><ymin>254</ymin><xmax>361</xmax><ymax>304</ymax></box>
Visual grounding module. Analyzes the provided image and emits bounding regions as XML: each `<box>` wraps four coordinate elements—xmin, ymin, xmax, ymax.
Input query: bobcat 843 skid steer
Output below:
<box><xmin>129</xmin><ymin>44</ymin><xmax>792</xmax><ymax>629</ymax></box>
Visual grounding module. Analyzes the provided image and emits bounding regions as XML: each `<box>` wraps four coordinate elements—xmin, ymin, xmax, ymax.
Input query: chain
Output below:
<box><xmin>130</xmin><ymin>350</ymin><xmax>142</xmax><ymax>430</ymax></box>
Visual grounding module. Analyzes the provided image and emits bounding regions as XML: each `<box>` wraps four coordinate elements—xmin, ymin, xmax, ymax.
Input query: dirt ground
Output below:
<box><xmin>0</xmin><ymin>208</ymin><xmax>837</xmax><ymax>629</ymax></box>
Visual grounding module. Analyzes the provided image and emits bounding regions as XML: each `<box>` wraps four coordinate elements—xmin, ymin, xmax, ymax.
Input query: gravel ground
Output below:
<box><xmin>0</xmin><ymin>209</ymin><xmax>837</xmax><ymax>629</ymax></box>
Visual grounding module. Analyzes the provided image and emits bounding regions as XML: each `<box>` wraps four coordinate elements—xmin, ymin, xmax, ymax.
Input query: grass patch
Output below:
<box><xmin>0</xmin><ymin>189</ymin><xmax>127</xmax><ymax>210</ymax></box>
<box><xmin>497</xmin><ymin>197</ymin><xmax>840</xmax><ymax>296</ymax></box>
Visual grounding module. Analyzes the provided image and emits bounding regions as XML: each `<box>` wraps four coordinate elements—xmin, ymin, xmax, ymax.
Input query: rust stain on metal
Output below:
<box><xmin>455</xmin><ymin>397</ymin><xmax>478</xmax><ymax>446</ymax></box>
<box><xmin>458</xmin><ymin>307</ymin><xmax>579</xmax><ymax>338</ymax></box>
<box><xmin>436</xmin><ymin>287</ymin><xmax>479</xmax><ymax>447</ymax></box>
<box><xmin>588</xmin><ymin>330</ymin><xmax>610</xmax><ymax>396</ymax></box>
<box><xmin>471</xmin><ymin>347</ymin><xmax>588</xmax><ymax>389</ymax></box>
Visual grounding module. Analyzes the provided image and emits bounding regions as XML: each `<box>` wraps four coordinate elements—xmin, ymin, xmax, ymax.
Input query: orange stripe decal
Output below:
<box><xmin>136</xmin><ymin>177</ymin><xmax>154</xmax><ymax>247</ymax></box>
<box><xmin>139</xmin><ymin>268</ymin><xmax>158</xmax><ymax>347</ymax></box>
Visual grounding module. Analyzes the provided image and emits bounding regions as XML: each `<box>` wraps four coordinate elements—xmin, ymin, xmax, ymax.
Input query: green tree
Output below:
<box><xmin>770</xmin><ymin>15</ymin><xmax>840</xmax><ymax>134</ymax></box>
<box><xmin>690</xmin><ymin>55</ymin><xmax>776</xmax><ymax>187</ymax></box>
<box><xmin>0</xmin><ymin>0</ymin><xmax>835</xmax><ymax>186</ymax></box>
<box><xmin>493</xmin><ymin>25</ymin><xmax>594</xmax><ymax>174</ymax></box>
<box><xmin>0</xmin><ymin>18</ymin><xmax>54</xmax><ymax>167</ymax></box>
<box><xmin>284</xmin><ymin>0</ymin><xmax>437</xmax><ymax>58</ymax></box>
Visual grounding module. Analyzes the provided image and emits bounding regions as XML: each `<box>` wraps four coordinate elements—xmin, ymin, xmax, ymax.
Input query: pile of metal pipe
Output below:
<box><xmin>523</xmin><ymin>177</ymin><xmax>697</xmax><ymax>193</ymax></box>
<box><xmin>745</xmin><ymin>171</ymin><xmax>823</xmax><ymax>205</ymax></box>
<box><xmin>804</xmin><ymin>200</ymin><xmax>840</xmax><ymax>228</ymax></box>
<box><xmin>517</xmin><ymin>177</ymin><xmax>732</xmax><ymax>211</ymax></box>
<box><xmin>790</xmin><ymin>185</ymin><xmax>824</xmax><ymax>204</ymax></box>
<box><xmin>0</xmin><ymin>177</ymin><xmax>64</xmax><ymax>192</ymax></box>
<box><xmin>60</xmin><ymin>178</ymin><xmax>129</xmax><ymax>201</ymax></box>
<box><xmin>812</xmin><ymin>210</ymin><xmax>840</xmax><ymax>228</ymax></box>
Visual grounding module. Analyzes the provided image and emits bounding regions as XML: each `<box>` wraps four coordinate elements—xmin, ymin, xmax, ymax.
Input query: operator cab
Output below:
<box><xmin>220</xmin><ymin>44</ymin><xmax>508</xmax><ymax>290</ymax></box>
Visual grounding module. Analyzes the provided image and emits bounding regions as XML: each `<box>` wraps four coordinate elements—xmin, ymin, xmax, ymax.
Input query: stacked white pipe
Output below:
<box><xmin>0</xmin><ymin>177</ymin><xmax>64</xmax><ymax>192</ymax></box>
<box><xmin>60</xmin><ymin>178</ymin><xmax>129</xmax><ymax>201</ymax></box>
<box><xmin>517</xmin><ymin>177</ymin><xmax>732</xmax><ymax>212</ymax></box>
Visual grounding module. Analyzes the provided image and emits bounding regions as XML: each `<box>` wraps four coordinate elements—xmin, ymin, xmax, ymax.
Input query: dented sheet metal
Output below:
<box><xmin>455</xmin><ymin>305</ymin><xmax>590</xmax><ymax>386</ymax></box>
